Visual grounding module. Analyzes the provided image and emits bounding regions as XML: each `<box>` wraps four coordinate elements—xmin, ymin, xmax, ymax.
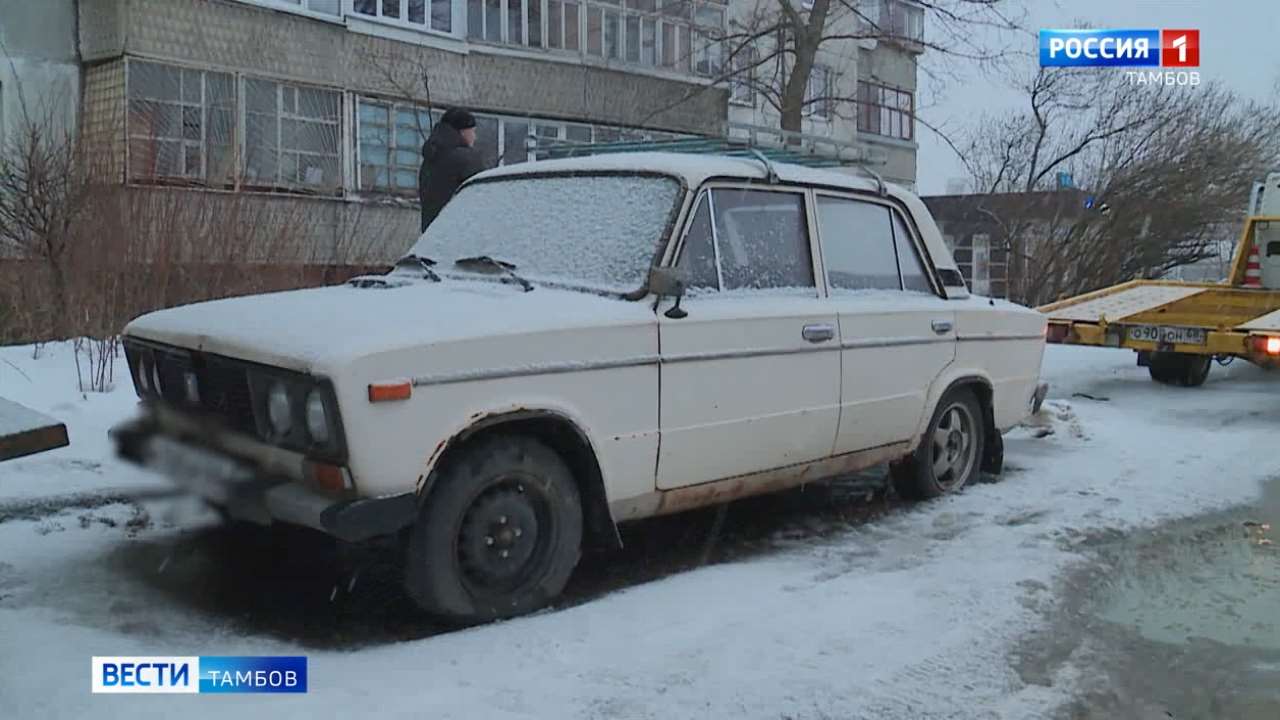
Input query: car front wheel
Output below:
<box><xmin>404</xmin><ymin>434</ymin><xmax>583</xmax><ymax>623</ymax></box>
<box><xmin>891</xmin><ymin>388</ymin><xmax>985</xmax><ymax>500</ymax></box>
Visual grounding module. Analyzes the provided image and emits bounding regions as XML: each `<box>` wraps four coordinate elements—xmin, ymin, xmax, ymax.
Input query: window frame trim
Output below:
<box><xmin>811</xmin><ymin>188</ymin><xmax>943</xmax><ymax>298</ymax></box>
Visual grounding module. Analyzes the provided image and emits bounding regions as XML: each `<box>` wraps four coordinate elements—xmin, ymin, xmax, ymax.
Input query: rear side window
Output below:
<box><xmin>712</xmin><ymin>189</ymin><xmax>814</xmax><ymax>292</ymax></box>
<box><xmin>891</xmin><ymin>210</ymin><xmax>933</xmax><ymax>293</ymax></box>
<box><xmin>816</xmin><ymin>195</ymin><xmax>935</xmax><ymax>295</ymax></box>
<box><xmin>816</xmin><ymin>196</ymin><xmax>900</xmax><ymax>292</ymax></box>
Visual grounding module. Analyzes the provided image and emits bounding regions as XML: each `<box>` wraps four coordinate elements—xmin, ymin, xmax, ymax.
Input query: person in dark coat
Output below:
<box><xmin>419</xmin><ymin>108</ymin><xmax>487</xmax><ymax>232</ymax></box>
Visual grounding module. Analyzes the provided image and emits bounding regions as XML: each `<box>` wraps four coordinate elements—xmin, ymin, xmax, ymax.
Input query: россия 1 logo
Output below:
<box><xmin>1039</xmin><ymin>29</ymin><xmax>1200</xmax><ymax>86</ymax></box>
<box><xmin>91</xmin><ymin>656</ymin><xmax>307</xmax><ymax>694</ymax></box>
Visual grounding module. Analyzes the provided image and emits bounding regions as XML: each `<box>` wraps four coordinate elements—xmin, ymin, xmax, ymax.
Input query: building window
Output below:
<box><xmin>467</xmin><ymin>0</ymin><xmax>503</xmax><ymax>41</ymax></box>
<box><xmin>692</xmin><ymin>2</ymin><xmax>723</xmax><ymax>76</ymax></box>
<box><xmin>805</xmin><ymin>65</ymin><xmax>833</xmax><ymax>119</ymax></box>
<box><xmin>353</xmin><ymin>0</ymin><xmax>451</xmax><ymax>33</ymax></box>
<box><xmin>729</xmin><ymin>45</ymin><xmax>756</xmax><ymax>106</ymax></box>
<box><xmin>880</xmin><ymin>0</ymin><xmax>923</xmax><ymax>43</ymax></box>
<box><xmin>358</xmin><ymin>98</ymin><xmax>435</xmax><ymax>194</ymax></box>
<box><xmin>127</xmin><ymin>61</ymin><xmax>237</xmax><ymax>185</ymax></box>
<box><xmin>857</xmin><ymin>80</ymin><xmax>913</xmax><ymax>140</ymax></box>
<box><xmin>256</xmin><ymin>0</ymin><xmax>341</xmax><ymax>16</ymax></box>
<box><xmin>244</xmin><ymin>78</ymin><xmax>342</xmax><ymax>193</ymax></box>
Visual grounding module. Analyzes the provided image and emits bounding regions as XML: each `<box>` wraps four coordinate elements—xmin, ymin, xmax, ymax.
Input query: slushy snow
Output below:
<box><xmin>1</xmin><ymin>342</ymin><xmax>1278</xmax><ymax>718</ymax></box>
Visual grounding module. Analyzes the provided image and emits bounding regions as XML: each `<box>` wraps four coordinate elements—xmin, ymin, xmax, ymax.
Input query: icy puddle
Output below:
<box><xmin>1094</xmin><ymin>489</ymin><xmax>1280</xmax><ymax>651</ymax></box>
<box><xmin>1050</xmin><ymin>477</ymin><xmax>1280</xmax><ymax>718</ymax></box>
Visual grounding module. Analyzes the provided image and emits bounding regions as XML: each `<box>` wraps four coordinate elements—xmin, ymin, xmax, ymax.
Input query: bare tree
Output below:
<box><xmin>959</xmin><ymin>69</ymin><xmax>1280</xmax><ymax>305</ymax></box>
<box><xmin>0</xmin><ymin>94</ymin><xmax>94</xmax><ymax>336</ymax></box>
<box><xmin>644</xmin><ymin>0</ymin><xmax>1023</xmax><ymax>137</ymax></box>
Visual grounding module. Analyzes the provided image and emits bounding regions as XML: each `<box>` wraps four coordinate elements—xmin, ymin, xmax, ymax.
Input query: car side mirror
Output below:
<box><xmin>648</xmin><ymin>265</ymin><xmax>689</xmax><ymax>319</ymax></box>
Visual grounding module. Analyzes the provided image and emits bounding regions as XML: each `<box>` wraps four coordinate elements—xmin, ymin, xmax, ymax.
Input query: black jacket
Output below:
<box><xmin>418</xmin><ymin>122</ymin><xmax>487</xmax><ymax>232</ymax></box>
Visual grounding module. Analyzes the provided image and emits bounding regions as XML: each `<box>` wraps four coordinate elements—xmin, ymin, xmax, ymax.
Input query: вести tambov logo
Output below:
<box><xmin>1040</xmin><ymin>29</ymin><xmax>1199</xmax><ymax>68</ymax></box>
<box><xmin>91</xmin><ymin>656</ymin><xmax>307</xmax><ymax>694</ymax></box>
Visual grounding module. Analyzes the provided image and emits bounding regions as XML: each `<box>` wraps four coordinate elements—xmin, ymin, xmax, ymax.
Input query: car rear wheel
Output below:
<box><xmin>1148</xmin><ymin>352</ymin><xmax>1211</xmax><ymax>387</ymax></box>
<box><xmin>891</xmin><ymin>388</ymin><xmax>985</xmax><ymax>501</ymax></box>
<box><xmin>404</xmin><ymin>434</ymin><xmax>582</xmax><ymax>624</ymax></box>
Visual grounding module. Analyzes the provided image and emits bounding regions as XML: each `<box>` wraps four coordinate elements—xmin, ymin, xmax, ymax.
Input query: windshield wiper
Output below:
<box><xmin>454</xmin><ymin>255</ymin><xmax>534</xmax><ymax>292</ymax></box>
<box><xmin>393</xmin><ymin>254</ymin><xmax>441</xmax><ymax>282</ymax></box>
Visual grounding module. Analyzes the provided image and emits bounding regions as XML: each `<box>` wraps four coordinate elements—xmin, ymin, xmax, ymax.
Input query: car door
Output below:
<box><xmin>654</xmin><ymin>185</ymin><xmax>841</xmax><ymax>490</ymax></box>
<box><xmin>813</xmin><ymin>193</ymin><xmax>957</xmax><ymax>454</ymax></box>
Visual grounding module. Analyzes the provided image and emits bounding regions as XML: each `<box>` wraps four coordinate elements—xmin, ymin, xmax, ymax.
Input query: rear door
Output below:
<box><xmin>813</xmin><ymin>193</ymin><xmax>956</xmax><ymax>454</ymax></box>
<box><xmin>655</xmin><ymin>185</ymin><xmax>841</xmax><ymax>489</ymax></box>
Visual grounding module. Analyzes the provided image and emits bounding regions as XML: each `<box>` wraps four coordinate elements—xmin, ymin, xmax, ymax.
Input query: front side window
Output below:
<box><xmin>410</xmin><ymin>174</ymin><xmax>682</xmax><ymax>292</ymax></box>
<box><xmin>677</xmin><ymin>188</ymin><xmax>813</xmax><ymax>292</ymax></box>
<box><xmin>675</xmin><ymin>193</ymin><xmax>719</xmax><ymax>291</ymax></box>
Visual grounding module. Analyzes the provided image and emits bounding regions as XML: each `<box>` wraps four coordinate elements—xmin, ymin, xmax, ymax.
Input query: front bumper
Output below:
<box><xmin>111</xmin><ymin>413</ymin><xmax>416</xmax><ymax>542</ymax></box>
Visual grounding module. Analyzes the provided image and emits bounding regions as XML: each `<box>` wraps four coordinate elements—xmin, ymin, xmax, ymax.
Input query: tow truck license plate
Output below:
<box><xmin>1128</xmin><ymin>325</ymin><xmax>1207</xmax><ymax>346</ymax></box>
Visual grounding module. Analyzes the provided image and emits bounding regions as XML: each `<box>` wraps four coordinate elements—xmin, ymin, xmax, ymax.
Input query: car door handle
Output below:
<box><xmin>932</xmin><ymin>320</ymin><xmax>954</xmax><ymax>334</ymax></box>
<box><xmin>802</xmin><ymin>323</ymin><xmax>836</xmax><ymax>343</ymax></box>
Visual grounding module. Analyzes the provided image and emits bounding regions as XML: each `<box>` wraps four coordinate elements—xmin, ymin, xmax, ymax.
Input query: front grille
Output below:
<box><xmin>151</xmin><ymin>346</ymin><xmax>257</xmax><ymax>437</ymax></box>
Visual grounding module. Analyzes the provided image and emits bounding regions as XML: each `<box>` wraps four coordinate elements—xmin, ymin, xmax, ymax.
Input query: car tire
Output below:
<box><xmin>890</xmin><ymin>388</ymin><xmax>986</xmax><ymax>501</ymax></box>
<box><xmin>1148</xmin><ymin>352</ymin><xmax>1210</xmax><ymax>387</ymax></box>
<box><xmin>404</xmin><ymin>433</ymin><xmax>583</xmax><ymax>623</ymax></box>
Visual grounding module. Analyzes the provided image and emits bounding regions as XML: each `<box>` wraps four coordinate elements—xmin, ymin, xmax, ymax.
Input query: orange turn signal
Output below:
<box><xmin>303</xmin><ymin>459</ymin><xmax>350</xmax><ymax>494</ymax></box>
<box><xmin>368</xmin><ymin>380</ymin><xmax>412</xmax><ymax>403</ymax></box>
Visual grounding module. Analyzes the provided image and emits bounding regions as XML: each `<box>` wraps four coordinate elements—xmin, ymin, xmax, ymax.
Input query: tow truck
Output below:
<box><xmin>1039</xmin><ymin>173</ymin><xmax>1280</xmax><ymax>386</ymax></box>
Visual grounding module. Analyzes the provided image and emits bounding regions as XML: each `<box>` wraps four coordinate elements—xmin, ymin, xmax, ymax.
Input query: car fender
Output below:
<box><xmin>909</xmin><ymin>364</ymin><xmax>996</xmax><ymax>454</ymax></box>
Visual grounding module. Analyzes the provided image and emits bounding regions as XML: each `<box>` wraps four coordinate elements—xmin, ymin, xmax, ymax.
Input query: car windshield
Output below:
<box><xmin>405</xmin><ymin>173</ymin><xmax>684</xmax><ymax>293</ymax></box>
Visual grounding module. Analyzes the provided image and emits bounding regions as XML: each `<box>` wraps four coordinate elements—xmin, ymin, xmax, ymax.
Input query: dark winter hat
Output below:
<box><xmin>441</xmin><ymin>108</ymin><xmax>477</xmax><ymax>131</ymax></box>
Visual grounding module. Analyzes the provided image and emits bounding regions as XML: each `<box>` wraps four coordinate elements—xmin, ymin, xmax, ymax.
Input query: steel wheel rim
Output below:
<box><xmin>930</xmin><ymin>402</ymin><xmax>977</xmax><ymax>490</ymax></box>
<box><xmin>455</xmin><ymin>475</ymin><xmax>553</xmax><ymax>596</ymax></box>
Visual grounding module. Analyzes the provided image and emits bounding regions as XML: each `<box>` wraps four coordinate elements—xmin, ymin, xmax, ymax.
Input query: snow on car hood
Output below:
<box><xmin>123</xmin><ymin>278</ymin><xmax>654</xmax><ymax>372</ymax></box>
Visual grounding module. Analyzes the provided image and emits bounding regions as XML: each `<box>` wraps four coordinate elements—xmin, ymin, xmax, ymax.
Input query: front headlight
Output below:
<box><xmin>137</xmin><ymin>354</ymin><xmax>152</xmax><ymax>394</ymax></box>
<box><xmin>305</xmin><ymin>389</ymin><xmax>329</xmax><ymax>444</ymax></box>
<box><xmin>267</xmin><ymin>381</ymin><xmax>293</xmax><ymax>435</ymax></box>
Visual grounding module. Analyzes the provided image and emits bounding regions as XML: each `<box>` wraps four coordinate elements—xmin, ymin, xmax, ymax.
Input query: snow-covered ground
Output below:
<box><xmin>1</xmin><ymin>342</ymin><xmax>1278</xmax><ymax>718</ymax></box>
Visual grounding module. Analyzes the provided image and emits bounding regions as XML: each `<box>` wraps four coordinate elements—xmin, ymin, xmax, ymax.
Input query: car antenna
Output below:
<box><xmin>747</xmin><ymin>149</ymin><xmax>780</xmax><ymax>184</ymax></box>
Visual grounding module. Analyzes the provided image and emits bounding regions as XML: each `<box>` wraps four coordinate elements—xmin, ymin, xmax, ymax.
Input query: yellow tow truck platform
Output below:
<box><xmin>1039</xmin><ymin>175</ymin><xmax>1280</xmax><ymax>386</ymax></box>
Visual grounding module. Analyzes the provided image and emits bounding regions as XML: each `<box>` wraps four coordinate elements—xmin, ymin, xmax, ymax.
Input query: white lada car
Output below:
<box><xmin>112</xmin><ymin>153</ymin><xmax>1048</xmax><ymax>623</ymax></box>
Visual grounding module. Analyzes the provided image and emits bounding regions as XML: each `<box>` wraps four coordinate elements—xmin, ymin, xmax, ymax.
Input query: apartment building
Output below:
<box><xmin>3</xmin><ymin>0</ymin><xmax>924</xmax><ymax>261</ymax></box>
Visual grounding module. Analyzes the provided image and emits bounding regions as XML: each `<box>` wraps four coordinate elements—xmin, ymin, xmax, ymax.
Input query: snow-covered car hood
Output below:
<box><xmin>123</xmin><ymin>277</ymin><xmax>653</xmax><ymax>372</ymax></box>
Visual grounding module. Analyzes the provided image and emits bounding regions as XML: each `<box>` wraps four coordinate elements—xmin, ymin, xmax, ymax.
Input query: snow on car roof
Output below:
<box><xmin>475</xmin><ymin>151</ymin><xmax>891</xmax><ymax>195</ymax></box>
<box><xmin>472</xmin><ymin>152</ymin><xmax>965</xmax><ymax>287</ymax></box>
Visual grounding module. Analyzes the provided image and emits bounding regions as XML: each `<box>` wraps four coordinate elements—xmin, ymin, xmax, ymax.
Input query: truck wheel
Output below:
<box><xmin>1148</xmin><ymin>352</ymin><xmax>1210</xmax><ymax>387</ymax></box>
<box><xmin>405</xmin><ymin>434</ymin><xmax>582</xmax><ymax>623</ymax></box>
<box><xmin>890</xmin><ymin>388</ymin><xmax>986</xmax><ymax>501</ymax></box>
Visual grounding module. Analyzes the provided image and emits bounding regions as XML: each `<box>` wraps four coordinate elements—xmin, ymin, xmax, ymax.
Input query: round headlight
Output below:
<box><xmin>267</xmin><ymin>382</ymin><xmax>293</xmax><ymax>435</ymax></box>
<box><xmin>305</xmin><ymin>390</ymin><xmax>329</xmax><ymax>444</ymax></box>
<box><xmin>137</xmin><ymin>356</ymin><xmax>151</xmax><ymax>394</ymax></box>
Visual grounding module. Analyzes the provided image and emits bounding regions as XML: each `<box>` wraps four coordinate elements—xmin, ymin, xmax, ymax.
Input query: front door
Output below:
<box><xmin>655</xmin><ymin>186</ymin><xmax>841</xmax><ymax>490</ymax></box>
<box><xmin>812</xmin><ymin>193</ymin><xmax>956</xmax><ymax>454</ymax></box>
